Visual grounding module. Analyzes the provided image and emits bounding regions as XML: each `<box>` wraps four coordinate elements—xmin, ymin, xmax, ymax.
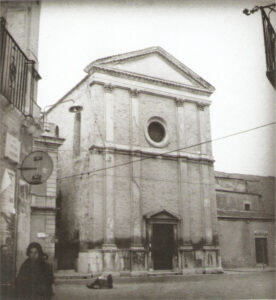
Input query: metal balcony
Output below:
<box><xmin>0</xmin><ymin>17</ymin><xmax>42</xmax><ymax>116</ymax></box>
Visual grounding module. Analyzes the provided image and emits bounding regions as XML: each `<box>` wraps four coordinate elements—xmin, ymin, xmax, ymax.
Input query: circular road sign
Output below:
<box><xmin>21</xmin><ymin>151</ymin><xmax>53</xmax><ymax>185</ymax></box>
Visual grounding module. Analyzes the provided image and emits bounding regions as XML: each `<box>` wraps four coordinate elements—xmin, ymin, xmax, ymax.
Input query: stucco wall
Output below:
<box><xmin>216</xmin><ymin>172</ymin><xmax>275</xmax><ymax>268</ymax></box>
<box><xmin>218</xmin><ymin>220</ymin><xmax>275</xmax><ymax>268</ymax></box>
<box><xmin>215</xmin><ymin>171</ymin><xmax>275</xmax><ymax>215</ymax></box>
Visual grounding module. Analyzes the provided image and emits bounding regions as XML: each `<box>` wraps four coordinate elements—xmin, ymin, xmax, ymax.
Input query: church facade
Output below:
<box><xmin>46</xmin><ymin>47</ymin><xmax>274</xmax><ymax>274</ymax></box>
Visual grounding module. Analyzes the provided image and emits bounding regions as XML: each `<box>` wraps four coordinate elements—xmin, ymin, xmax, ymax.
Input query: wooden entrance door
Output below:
<box><xmin>152</xmin><ymin>224</ymin><xmax>174</xmax><ymax>270</ymax></box>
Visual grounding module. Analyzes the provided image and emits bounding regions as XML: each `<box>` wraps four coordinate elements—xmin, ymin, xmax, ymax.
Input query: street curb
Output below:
<box><xmin>224</xmin><ymin>268</ymin><xmax>275</xmax><ymax>273</ymax></box>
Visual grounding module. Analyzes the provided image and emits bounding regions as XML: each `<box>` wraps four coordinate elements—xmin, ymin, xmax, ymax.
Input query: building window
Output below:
<box><xmin>144</xmin><ymin>117</ymin><xmax>169</xmax><ymax>148</ymax></box>
<box><xmin>244</xmin><ymin>203</ymin><xmax>250</xmax><ymax>211</ymax></box>
<box><xmin>148</xmin><ymin>122</ymin><xmax>165</xmax><ymax>143</ymax></box>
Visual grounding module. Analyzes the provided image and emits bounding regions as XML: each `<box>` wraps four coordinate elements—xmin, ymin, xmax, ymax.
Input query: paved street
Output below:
<box><xmin>53</xmin><ymin>271</ymin><xmax>275</xmax><ymax>300</ymax></box>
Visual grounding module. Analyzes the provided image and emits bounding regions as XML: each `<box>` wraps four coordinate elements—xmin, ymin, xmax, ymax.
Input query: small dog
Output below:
<box><xmin>87</xmin><ymin>274</ymin><xmax>113</xmax><ymax>289</ymax></box>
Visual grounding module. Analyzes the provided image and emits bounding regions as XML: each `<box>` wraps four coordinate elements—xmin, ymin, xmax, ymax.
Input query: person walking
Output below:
<box><xmin>15</xmin><ymin>242</ymin><xmax>54</xmax><ymax>300</ymax></box>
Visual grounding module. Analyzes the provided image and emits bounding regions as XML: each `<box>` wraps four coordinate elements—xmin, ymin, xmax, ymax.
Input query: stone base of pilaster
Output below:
<box><xmin>77</xmin><ymin>252</ymin><xmax>90</xmax><ymax>273</ymax></box>
<box><xmin>76</xmin><ymin>246</ymin><xmax>147</xmax><ymax>274</ymax></box>
<box><xmin>180</xmin><ymin>245</ymin><xmax>223</xmax><ymax>274</ymax></box>
<box><xmin>76</xmin><ymin>245</ymin><xmax>223</xmax><ymax>275</ymax></box>
<box><xmin>130</xmin><ymin>246</ymin><xmax>146</xmax><ymax>272</ymax></box>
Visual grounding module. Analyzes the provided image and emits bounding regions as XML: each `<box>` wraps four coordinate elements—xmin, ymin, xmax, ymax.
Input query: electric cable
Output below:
<box><xmin>57</xmin><ymin>121</ymin><xmax>276</xmax><ymax>181</ymax></box>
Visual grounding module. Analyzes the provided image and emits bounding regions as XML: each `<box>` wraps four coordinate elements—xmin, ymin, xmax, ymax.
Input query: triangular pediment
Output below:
<box><xmin>102</xmin><ymin>53</ymin><xmax>194</xmax><ymax>86</ymax></box>
<box><xmin>85</xmin><ymin>47</ymin><xmax>215</xmax><ymax>93</ymax></box>
<box><xmin>144</xmin><ymin>209</ymin><xmax>180</xmax><ymax>220</ymax></box>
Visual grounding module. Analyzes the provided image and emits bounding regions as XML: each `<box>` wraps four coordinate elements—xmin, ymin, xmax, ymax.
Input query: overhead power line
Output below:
<box><xmin>57</xmin><ymin>121</ymin><xmax>276</xmax><ymax>181</ymax></box>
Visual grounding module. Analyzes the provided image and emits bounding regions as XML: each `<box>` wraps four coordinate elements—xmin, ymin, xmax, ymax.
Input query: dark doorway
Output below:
<box><xmin>255</xmin><ymin>238</ymin><xmax>268</xmax><ymax>264</ymax></box>
<box><xmin>152</xmin><ymin>224</ymin><xmax>174</xmax><ymax>270</ymax></box>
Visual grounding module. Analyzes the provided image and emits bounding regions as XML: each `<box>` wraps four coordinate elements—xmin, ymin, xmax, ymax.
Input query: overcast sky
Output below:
<box><xmin>38</xmin><ymin>0</ymin><xmax>275</xmax><ymax>176</ymax></box>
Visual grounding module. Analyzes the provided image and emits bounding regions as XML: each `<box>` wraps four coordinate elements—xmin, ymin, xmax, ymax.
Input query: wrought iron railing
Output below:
<box><xmin>0</xmin><ymin>17</ymin><xmax>41</xmax><ymax>114</ymax></box>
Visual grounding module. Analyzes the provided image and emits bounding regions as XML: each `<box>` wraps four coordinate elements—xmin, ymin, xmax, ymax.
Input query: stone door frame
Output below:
<box><xmin>144</xmin><ymin>209</ymin><xmax>181</xmax><ymax>272</ymax></box>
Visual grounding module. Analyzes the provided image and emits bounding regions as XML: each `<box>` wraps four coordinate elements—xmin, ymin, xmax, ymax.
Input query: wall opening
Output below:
<box><xmin>152</xmin><ymin>224</ymin><xmax>174</xmax><ymax>270</ymax></box>
<box><xmin>244</xmin><ymin>203</ymin><xmax>250</xmax><ymax>211</ymax></box>
<box><xmin>255</xmin><ymin>237</ymin><xmax>268</xmax><ymax>264</ymax></box>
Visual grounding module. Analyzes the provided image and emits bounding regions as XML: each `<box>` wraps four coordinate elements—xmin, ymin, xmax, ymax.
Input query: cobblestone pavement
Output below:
<box><xmin>53</xmin><ymin>271</ymin><xmax>275</xmax><ymax>300</ymax></box>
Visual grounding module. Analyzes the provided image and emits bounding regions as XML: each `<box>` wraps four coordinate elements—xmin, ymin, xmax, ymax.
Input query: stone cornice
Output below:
<box><xmin>90</xmin><ymin>65</ymin><xmax>212</xmax><ymax>96</ymax></box>
<box><xmin>34</xmin><ymin>136</ymin><xmax>65</xmax><ymax>148</ymax></box>
<box><xmin>89</xmin><ymin>143</ymin><xmax>214</xmax><ymax>164</ymax></box>
<box><xmin>31</xmin><ymin>207</ymin><xmax>57</xmax><ymax>214</ymax></box>
<box><xmin>90</xmin><ymin>80</ymin><xmax>211</xmax><ymax>108</ymax></box>
<box><xmin>217</xmin><ymin>209</ymin><xmax>275</xmax><ymax>221</ymax></box>
<box><xmin>216</xmin><ymin>189</ymin><xmax>261</xmax><ymax>197</ymax></box>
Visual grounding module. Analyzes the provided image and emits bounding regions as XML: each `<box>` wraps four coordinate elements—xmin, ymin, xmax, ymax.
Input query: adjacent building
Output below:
<box><xmin>215</xmin><ymin>171</ymin><xmax>275</xmax><ymax>268</ymax></box>
<box><xmin>0</xmin><ymin>1</ymin><xmax>42</xmax><ymax>274</ymax></box>
<box><xmin>0</xmin><ymin>1</ymin><xmax>63</xmax><ymax>275</ymax></box>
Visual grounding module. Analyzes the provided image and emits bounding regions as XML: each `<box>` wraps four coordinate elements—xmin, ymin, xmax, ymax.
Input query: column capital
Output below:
<box><xmin>130</xmin><ymin>89</ymin><xmax>140</xmax><ymax>97</ymax></box>
<box><xmin>104</xmin><ymin>83</ymin><xmax>113</xmax><ymax>93</ymax></box>
<box><xmin>197</xmin><ymin>103</ymin><xmax>206</xmax><ymax>111</ymax></box>
<box><xmin>175</xmin><ymin>98</ymin><xmax>185</xmax><ymax>107</ymax></box>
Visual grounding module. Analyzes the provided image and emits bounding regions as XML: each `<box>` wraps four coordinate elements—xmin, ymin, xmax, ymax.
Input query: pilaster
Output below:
<box><xmin>130</xmin><ymin>89</ymin><xmax>142</xmax><ymax>248</ymax></box>
<box><xmin>197</xmin><ymin>103</ymin><xmax>207</xmax><ymax>154</ymax></box>
<box><xmin>197</xmin><ymin>103</ymin><xmax>213</xmax><ymax>244</ymax></box>
<box><xmin>179</xmin><ymin>161</ymin><xmax>191</xmax><ymax>244</ymax></box>
<box><xmin>200</xmin><ymin>164</ymin><xmax>213</xmax><ymax>244</ymax></box>
<box><xmin>175</xmin><ymin>98</ymin><xmax>191</xmax><ymax>246</ymax></box>
<box><xmin>103</xmin><ymin>84</ymin><xmax>116</xmax><ymax>248</ymax></box>
<box><xmin>147</xmin><ymin>223</ymin><xmax>153</xmax><ymax>271</ymax></box>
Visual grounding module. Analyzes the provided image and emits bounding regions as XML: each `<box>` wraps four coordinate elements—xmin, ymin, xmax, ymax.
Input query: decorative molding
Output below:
<box><xmin>90</xmin><ymin>80</ymin><xmax>211</xmax><ymax>108</ymax></box>
<box><xmin>91</xmin><ymin>65</ymin><xmax>212</xmax><ymax>96</ymax></box>
<box><xmin>89</xmin><ymin>143</ymin><xmax>215</xmax><ymax>164</ymax></box>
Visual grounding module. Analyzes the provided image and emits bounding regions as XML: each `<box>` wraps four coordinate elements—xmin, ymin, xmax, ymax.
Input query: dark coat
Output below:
<box><xmin>16</xmin><ymin>258</ymin><xmax>53</xmax><ymax>300</ymax></box>
<box><xmin>0</xmin><ymin>252</ymin><xmax>13</xmax><ymax>299</ymax></box>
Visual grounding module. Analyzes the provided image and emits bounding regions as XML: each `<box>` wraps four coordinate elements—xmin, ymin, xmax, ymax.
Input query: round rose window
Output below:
<box><xmin>144</xmin><ymin>117</ymin><xmax>169</xmax><ymax>148</ymax></box>
<box><xmin>148</xmin><ymin>121</ymin><xmax>165</xmax><ymax>143</ymax></box>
